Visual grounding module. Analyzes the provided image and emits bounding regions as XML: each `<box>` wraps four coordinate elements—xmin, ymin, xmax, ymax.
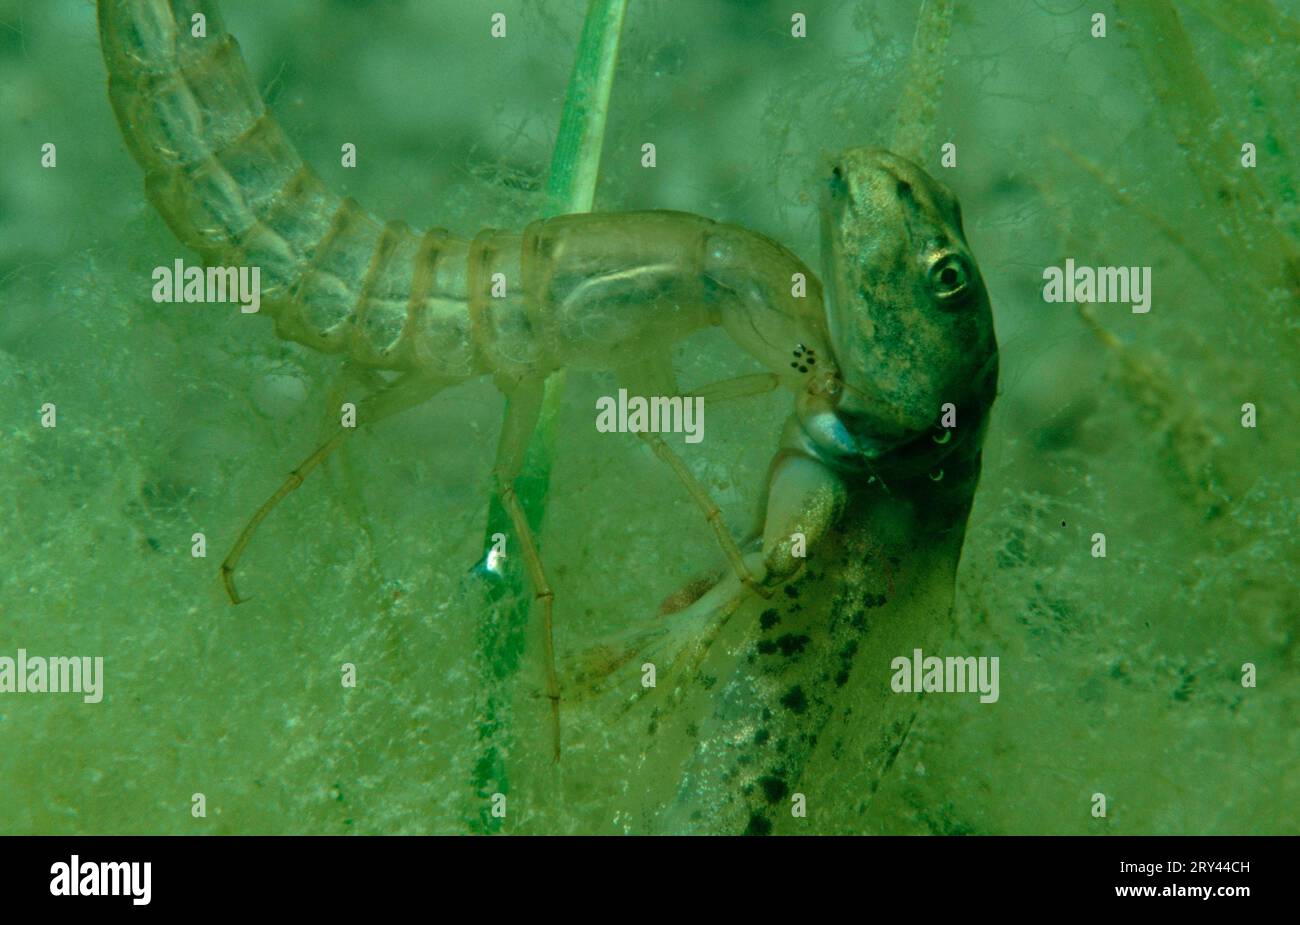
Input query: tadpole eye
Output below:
<box><xmin>928</xmin><ymin>252</ymin><xmax>972</xmax><ymax>302</ymax></box>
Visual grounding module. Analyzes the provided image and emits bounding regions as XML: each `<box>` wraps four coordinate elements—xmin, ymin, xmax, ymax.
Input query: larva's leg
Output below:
<box><xmin>635</xmin><ymin>431</ymin><xmax>771</xmax><ymax>600</ymax></box>
<box><xmin>669</xmin><ymin>452</ymin><xmax>846</xmax><ymax>621</ymax></box>
<box><xmin>220</xmin><ymin>371</ymin><xmax>447</xmax><ymax>604</ymax></box>
<box><xmin>685</xmin><ymin>372</ymin><xmax>781</xmax><ymax>404</ymax></box>
<box><xmin>569</xmin><ymin>453</ymin><xmax>846</xmax><ymax>698</ymax></box>
<box><xmin>620</xmin><ymin>356</ymin><xmax>771</xmax><ymax>599</ymax></box>
<box><xmin>490</xmin><ymin>379</ymin><xmax>562</xmax><ymax>763</ymax></box>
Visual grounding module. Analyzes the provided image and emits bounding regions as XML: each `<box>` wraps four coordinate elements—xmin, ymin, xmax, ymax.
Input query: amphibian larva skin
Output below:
<box><xmin>98</xmin><ymin>0</ymin><xmax>834</xmax><ymax>390</ymax></box>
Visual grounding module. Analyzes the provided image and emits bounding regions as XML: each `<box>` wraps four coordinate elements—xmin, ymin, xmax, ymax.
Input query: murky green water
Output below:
<box><xmin>0</xmin><ymin>0</ymin><xmax>1295</xmax><ymax>834</ymax></box>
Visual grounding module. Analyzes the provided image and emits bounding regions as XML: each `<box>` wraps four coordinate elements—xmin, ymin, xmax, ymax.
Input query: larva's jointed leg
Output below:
<box><xmin>490</xmin><ymin>381</ymin><xmax>562</xmax><ymax>762</ymax></box>
<box><xmin>220</xmin><ymin>372</ymin><xmax>449</xmax><ymax>603</ymax></box>
<box><xmin>635</xmin><ymin>431</ymin><xmax>772</xmax><ymax>600</ymax></box>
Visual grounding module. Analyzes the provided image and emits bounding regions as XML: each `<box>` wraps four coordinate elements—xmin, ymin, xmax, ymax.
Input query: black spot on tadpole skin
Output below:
<box><xmin>745</xmin><ymin>814</ymin><xmax>773</xmax><ymax>836</ymax></box>
<box><xmin>758</xmin><ymin>776</ymin><xmax>789</xmax><ymax>803</ymax></box>
<box><xmin>759</xmin><ymin>609</ymin><xmax>780</xmax><ymax>631</ymax></box>
<box><xmin>780</xmin><ymin>685</ymin><xmax>808</xmax><ymax>714</ymax></box>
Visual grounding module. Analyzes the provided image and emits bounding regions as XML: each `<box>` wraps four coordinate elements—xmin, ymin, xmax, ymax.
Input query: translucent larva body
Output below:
<box><xmin>98</xmin><ymin>0</ymin><xmax>835</xmax><ymax>392</ymax></box>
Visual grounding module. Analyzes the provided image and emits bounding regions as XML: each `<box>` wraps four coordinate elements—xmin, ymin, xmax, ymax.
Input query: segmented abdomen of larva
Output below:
<box><xmin>98</xmin><ymin>0</ymin><xmax>485</xmax><ymax>378</ymax></box>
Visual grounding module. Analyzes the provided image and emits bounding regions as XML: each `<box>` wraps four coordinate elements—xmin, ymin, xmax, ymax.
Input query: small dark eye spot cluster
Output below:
<box><xmin>790</xmin><ymin>344</ymin><xmax>817</xmax><ymax>374</ymax></box>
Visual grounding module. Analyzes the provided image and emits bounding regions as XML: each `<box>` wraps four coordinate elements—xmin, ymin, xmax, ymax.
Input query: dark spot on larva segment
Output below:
<box><xmin>760</xmin><ymin>609</ymin><xmax>780</xmax><ymax>631</ymax></box>
<box><xmin>745</xmin><ymin>814</ymin><xmax>773</xmax><ymax>836</ymax></box>
<box><xmin>754</xmin><ymin>728</ymin><xmax>770</xmax><ymax>745</ymax></box>
<box><xmin>780</xmin><ymin>685</ymin><xmax>808</xmax><ymax>714</ymax></box>
<box><xmin>759</xmin><ymin>776</ymin><xmax>789</xmax><ymax>803</ymax></box>
<box><xmin>776</xmin><ymin>633</ymin><xmax>810</xmax><ymax>658</ymax></box>
<box><xmin>784</xmin><ymin>584</ymin><xmax>800</xmax><ymax>600</ymax></box>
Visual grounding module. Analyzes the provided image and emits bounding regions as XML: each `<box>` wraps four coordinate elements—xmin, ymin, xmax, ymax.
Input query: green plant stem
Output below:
<box><xmin>468</xmin><ymin>0</ymin><xmax>628</xmax><ymax>834</ymax></box>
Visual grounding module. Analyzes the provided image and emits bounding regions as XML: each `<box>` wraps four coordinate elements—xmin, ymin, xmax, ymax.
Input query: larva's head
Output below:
<box><xmin>816</xmin><ymin>146</ymin><xmax>997</xmax><ymax>462</ymax></box>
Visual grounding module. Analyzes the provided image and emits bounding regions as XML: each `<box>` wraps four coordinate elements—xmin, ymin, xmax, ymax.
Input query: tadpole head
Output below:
<box><xmin>820</xmin><ymin>147</ymin><xmax>998</xmax><ymax>453</ymax></box>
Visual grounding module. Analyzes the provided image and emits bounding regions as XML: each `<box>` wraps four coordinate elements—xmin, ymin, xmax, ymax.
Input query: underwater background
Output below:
<box><xmin>0</xmin><ymin>0</ymin><xmax>1295</xmax><ymax>834</ymax></box>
